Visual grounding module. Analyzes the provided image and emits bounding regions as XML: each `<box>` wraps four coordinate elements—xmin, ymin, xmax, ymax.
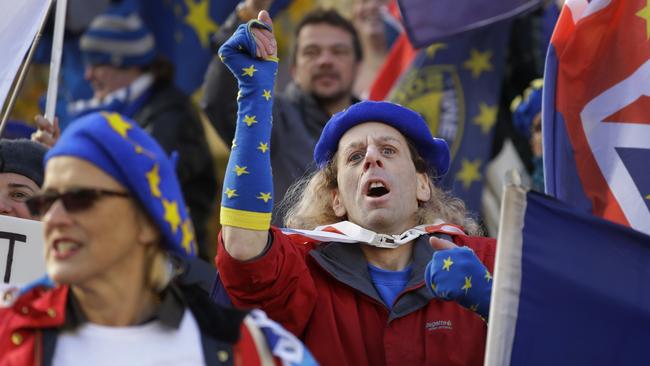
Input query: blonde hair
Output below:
<box><xmin>281</xmin><ymin>143</ymin><xmax>481</xmax><ymax>235</ymax></box>
<box><xmin>146</xmin><ymin>246</ymin><xmax>174</xmax><ymax>292</ymax></box>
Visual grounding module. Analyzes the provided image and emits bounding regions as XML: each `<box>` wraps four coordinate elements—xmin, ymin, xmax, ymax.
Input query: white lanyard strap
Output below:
<box><xmin>282</xmin><ymin>220</ymin><xmax>467</xmax><ymax>249</ymax></box>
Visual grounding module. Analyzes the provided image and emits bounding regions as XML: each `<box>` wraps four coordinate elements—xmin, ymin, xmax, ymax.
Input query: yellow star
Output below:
<box><xmin>463</xmin><ymin>49</ymin><xmax>493</xmax><ymax>78</ymax></box>
<box><xmin>183</xmin><ymin>0</ymin><xmax>219</xmax><ymax>48</ymax></box>
<box><xmin>231</xmin><ymin>138</ymin><xmax>237</xmax><ymax>149</ymax></box>
<box><xmin>243</xmin><ymin>115</ymin><xmax>257</xmax><ymax>127</ymax></box>
<box><xmin>646</xmin><ymin>194</ymin><xmax>650</xmax><ymax>200</ymax></box>
<box><xmin>637</xmin><ymin>1</ymin><xmax>650</xmax><ymax>40</ymax></box>
<box><xmin>219</xmin><ymin>53</ymin><xmax>225</xmax><ymax>62</ymax></box>
<box><xmin>455</xmin><ymin>159</ymin><xmax>482</xmax><ymax>189</ymax></box>
<box><xmin>224</xmin><ymin>188</ymin><xmax>238</xmax><ymax>198</ymax></box>
<box><xmin>257</xmin><ymin>142</ymin><xmax>269</xmax><ymax>153</ymax></box>
<box><xmin>257</xmin><ymin>192</ymin><xmax>272</xmax><ymax>203</ymax></box>
<box><xmin>469</xmin><ymin>304</ymin><xmax>479</xmax><ymax>312</ymax></box>
<box><xmin>442</xmin><ymin>256</ymin><xmax>454</xmax><ymax>271</ymax></box>
<box><xmin>461</xmin><ymin>276</ymin><xmax>472</xmax><ymax>295</ymax></box>
<box><xmin>262</xmin><ymin>89</ymin><xmax>272</xmax><ymax>101</ymax></box>
<box><xmin>146</xmin><ymin>164</ymin><xmax>162</xmax><ymax>198</ymax></box>
<box><xmin>426</xmin><ymin>43</ymin><xmax>446</xmax><ymax>59</ymax></box>
<box><xmin>242</xmin><ymin>64</ymin><xmax>257</xmax><ymax>77</ymax></box>
<box><xmin>162</xmin><ymin>199</ymin><xmax>181</xmax><ymax>234</ymax></box>
<box><xmin>473</xmin><ymin>102</ymin><xmax>498</xmax><ymax>134</ymax></box>
<box><xmin>103</xmin><ymin>112</ymin><xmax>131</xmax><ymax>138</ymax></box>
<box><xmin>135</xmin><ymin>145</ymin><xmax>143</xmax><ymax>154</ymax></box>
<box><xmin>237</xmin><ymin>90</ymin><xmax>243</xmax><ymax>100</ymax></box>
<box><xmin>181</xmin><ymin>219</ymin><xmax>195</xmax><ymax>254</ymax></box>
<box><xmin>430</xmin><ymin>282</ymin><xmax>437</xmax><ymax>292</ymax></box>
<box><xmin>234</xmin><ymin>165</ymin><xmax>249</xmax><ymax>176</ymax></box>
<box><xmin>485</xmin><ymin>270</ymin><xmax>492</xmax><ymax>283</ymax></box>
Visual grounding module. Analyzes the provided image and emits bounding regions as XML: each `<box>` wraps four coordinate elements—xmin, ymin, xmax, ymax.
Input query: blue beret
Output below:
<box><xmin>511</xmin><ymin>79</ymin><xmax>543</xmax><ymax>139</ymax></box>
<box><xmin>80</xmin><ymin>8</ymin><xmax>156</xmax><ymax>68</ymax></box>
<box><xmin>46</xmin><ymin>112</ymin><xmax>195</xmax><ymax>257</ymax></box>
<box><xmin>314</xmin><ymin>101</ymin><xmax>450</xmax><ymax>176</ymax></box>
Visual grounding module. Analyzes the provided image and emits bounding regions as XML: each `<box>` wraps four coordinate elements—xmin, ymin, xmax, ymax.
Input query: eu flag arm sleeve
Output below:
<box><xmin>218</xmin><ymin>20</ymin><xmax>278</xmax><ymax>230</ymax></box>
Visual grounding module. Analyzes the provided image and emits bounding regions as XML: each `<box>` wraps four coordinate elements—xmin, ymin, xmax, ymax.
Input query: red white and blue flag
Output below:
<box><xmin>485</xmin><ymin>186</ymin><xmax>650</xmax><ymax>365</ymax></box>
<box><xmin>543</xmin><ymin>0</ymin><xmax>650</xmax><ymax>235</ymax></box>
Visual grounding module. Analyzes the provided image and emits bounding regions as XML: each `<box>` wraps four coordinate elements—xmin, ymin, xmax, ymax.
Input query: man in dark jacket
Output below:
<box><xmin>201</xmin><ymin>4</ymin><xmax>361</xmax><ymax>225</ymax></box>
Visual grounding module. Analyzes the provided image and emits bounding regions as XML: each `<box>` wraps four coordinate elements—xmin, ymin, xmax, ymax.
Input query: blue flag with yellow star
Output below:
<box><xmin>138</xmin><ymin>0</ymin><xmax>238</xmax><ymax>95</ymax></box>
<box><xmin>386</xmin><ymin>20</ymin><xmax>511</xmax><ymax>214</ymax></box>
<box><xmin>138</xmin><ymin>0</ymin><xmax>295</xmax><ymax>95</ymax></box>
<box><xmin>486</xmin><ymin>187</ymin><xmax>650</xmax><ymax>365</ymax></box>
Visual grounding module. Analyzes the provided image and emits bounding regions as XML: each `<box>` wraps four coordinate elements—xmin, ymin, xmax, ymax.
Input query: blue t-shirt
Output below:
<box><xmin>367</xmin><ymin>263</ymin><xmax>412</xmax><ymax>309</ymax></box>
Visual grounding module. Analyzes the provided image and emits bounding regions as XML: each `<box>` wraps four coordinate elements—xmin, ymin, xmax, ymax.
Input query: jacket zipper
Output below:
<box><xmin>34</xmin><ymin>330</ymin><xmax>42</xmax><ymax>366</ymax></box>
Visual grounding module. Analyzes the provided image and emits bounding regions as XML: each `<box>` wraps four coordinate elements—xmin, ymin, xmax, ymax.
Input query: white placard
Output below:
<box><xmin>0</xmin><ymin>215</ymin><xmax>46</xmax><ymax>286</ymax></box>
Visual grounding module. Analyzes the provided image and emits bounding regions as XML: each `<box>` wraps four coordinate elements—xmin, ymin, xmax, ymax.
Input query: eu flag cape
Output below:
<box><xmin>543</xmin><ymin>0</ymin><xmax>650</xmax><ymax>235</ymax></box>
<box><xmin>485</xmin><ymin>179</ymin><xmax>650</xmax><ymax>365</ymax></box>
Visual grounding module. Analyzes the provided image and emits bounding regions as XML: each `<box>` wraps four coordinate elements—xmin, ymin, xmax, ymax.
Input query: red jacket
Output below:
<box><xmin>217</xmin><ymin>227</ymin><xmax>496</xmax><ymax>366</ymax></box>
<box><xmin>0</xmin><ymin>283</ymin><xmax>283</xmax><ymax>366</ymax></box>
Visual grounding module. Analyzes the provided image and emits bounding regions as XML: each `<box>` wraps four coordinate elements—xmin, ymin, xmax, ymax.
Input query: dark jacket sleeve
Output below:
<box><xmin>138</xmin><ymin>87</ymin><xmax>209</xmax><ymax>182</ymax></box>
<box><xmin>200</xmin><ymin>11</ymin><xmax>243</xmax><ymax>146</ymax></box>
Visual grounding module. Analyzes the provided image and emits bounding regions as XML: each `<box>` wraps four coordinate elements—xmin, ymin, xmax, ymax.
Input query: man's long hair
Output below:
<box><xmin>280</xmin><ymin>142</ymin><xmax>481</xmax><ymax>235</ymax></box>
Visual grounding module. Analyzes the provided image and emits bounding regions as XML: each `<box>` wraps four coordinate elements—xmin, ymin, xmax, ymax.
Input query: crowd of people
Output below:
<box><xmin>0</xmin><ymin>1</ymin><xmax>550</xmax><ymax>364</ymax></box>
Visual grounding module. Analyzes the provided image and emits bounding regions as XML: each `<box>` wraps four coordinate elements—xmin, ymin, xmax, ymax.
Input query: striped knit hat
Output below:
<box><xmin>80</xmin><ymin>7</ymin><xmax>156</xmax><ymax>68</ymax></box>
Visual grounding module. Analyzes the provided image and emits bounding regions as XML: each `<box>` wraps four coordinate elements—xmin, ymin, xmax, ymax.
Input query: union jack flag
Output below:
<box><xmin>543</xmin><ymin>0</ymin><xmax>650</xmax><ymax>235</ymax></box>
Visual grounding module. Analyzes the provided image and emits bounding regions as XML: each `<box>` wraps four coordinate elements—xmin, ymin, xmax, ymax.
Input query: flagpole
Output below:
<box><xmin>44</xmin><ymin>0</ymin><xmax>68</xmax><ymax>123</ymax></box>
<box><xmin>0</xmin><ymin>0</ymin><xmax>55</xmax><ymax>137</ymax></box>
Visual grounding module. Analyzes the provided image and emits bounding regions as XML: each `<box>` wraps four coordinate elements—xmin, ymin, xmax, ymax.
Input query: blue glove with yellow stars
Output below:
<box><xmin>425</xmin><ymin>246</ymin><xmax>492</xmax><ymax>320</ymax></box>
<box><xmin>218</xmin><ymin>19</ymin><xmax>278</xmax><ymax>230</ymax></box>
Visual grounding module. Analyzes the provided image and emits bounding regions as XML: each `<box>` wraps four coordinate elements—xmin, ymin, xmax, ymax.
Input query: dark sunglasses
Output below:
<box><xmin>26</xmin><ymin>188</ymin><xmax>130</xmax><ymax>217</ymax></box>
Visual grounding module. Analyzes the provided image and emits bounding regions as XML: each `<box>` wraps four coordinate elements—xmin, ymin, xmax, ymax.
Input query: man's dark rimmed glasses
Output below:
<box><xmin>26</xmin><ymin>188</ymin><xmax>130</xmax><ymax>217</ymax></box>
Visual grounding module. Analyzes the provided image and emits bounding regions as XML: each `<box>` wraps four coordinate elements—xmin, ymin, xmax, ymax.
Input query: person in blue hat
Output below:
<box><xmin>214</xmin><ymin>12</ymin><xmax>496</xmax><ymax>365</ymax></box>
<box><xmin>0</xmin><ymin>112</ymin><xmax>316</xmax><ymax>365</ymax></box>
<box><xmin>32</xmin><ymin>3</ymin><xmax>217</xmax><ymax>260</ymax></box>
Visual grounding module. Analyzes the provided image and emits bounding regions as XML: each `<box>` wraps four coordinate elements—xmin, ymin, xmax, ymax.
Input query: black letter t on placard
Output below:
<box><xmin>1</xmin><ymin>232</ymin><xmax>27</xmax><ymax>283</ymax></box>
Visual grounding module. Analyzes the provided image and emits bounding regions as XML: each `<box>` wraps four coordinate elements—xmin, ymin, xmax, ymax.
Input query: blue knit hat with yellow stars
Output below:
<box><xmin>45</xmin><ymin>112</ymin><xmax>196</xmax><ymax>256</ymax></box>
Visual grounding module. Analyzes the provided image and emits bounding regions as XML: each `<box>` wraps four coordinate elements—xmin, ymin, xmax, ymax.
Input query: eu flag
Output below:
<box><xmin>138</xmin><ymin>0</ymin><xmax>238</xmax><ymax>95</ymax></box>
<box><xmin>384</xmin><ymin>20</ymin><xmax>512</xmax><ymax>213</ymax></box>
<box><xmin>138</xmin><ymin>0</ymin><xmax>296</xmax><ymax>96</ymax></box>
<box><xmin>543</xmin><ymin>0</ymin><xmax>650</xmax><ymax>235</ymax></box>
<box><xmin>486</xmin><ymin>183</ymin><xmax>650</xmax><ymax>365</ymax></box>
